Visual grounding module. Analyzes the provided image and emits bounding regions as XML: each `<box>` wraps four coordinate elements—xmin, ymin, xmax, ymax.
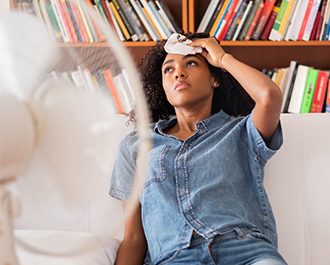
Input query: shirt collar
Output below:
<box><xmin>153</xmin><ymin>110</ymin><xmax>232</xmax><ymax>135</ymax></box>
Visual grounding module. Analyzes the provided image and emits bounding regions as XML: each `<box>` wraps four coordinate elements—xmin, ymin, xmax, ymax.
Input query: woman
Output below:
<box><xmin>110</xmin><ymin>32</ymin><xmax>286</xmax><ymax>265</ymax></box>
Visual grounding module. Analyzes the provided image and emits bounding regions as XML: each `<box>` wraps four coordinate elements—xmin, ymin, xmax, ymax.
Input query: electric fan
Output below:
<box><xmin>0</xmin><ymin>2</ymin><xmax>151</xmax><ymax>264</ymax></box>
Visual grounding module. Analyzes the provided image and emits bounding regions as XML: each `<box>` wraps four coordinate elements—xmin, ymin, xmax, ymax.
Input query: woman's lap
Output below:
<box><xmin>156</xmin><ymin>229</ymin><xmax>287</xmax><ymax>265</ymax></box>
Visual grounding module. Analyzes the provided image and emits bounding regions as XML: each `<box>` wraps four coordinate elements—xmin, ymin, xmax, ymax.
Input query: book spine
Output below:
<box><xmin>76</xmin><ymin>0</ymin><xmax>95</xmax><ymax>42</ymax></box>
<box><xmin>325</xmin><ymin>14</ymin><xmax>330</xmax><ymax>39</ymax></box>
<box><xmin>210</xmin><ymin>0</ymin><xmax>231</xmax><ymax>36</ymax></box>
<box><xmin>300</xmin><ymin>68</ymin><xmax>319</xmax><ymax>113</ymax></box>
<box><xmin>220</xmin><ymin>0</ymin><xmax>244</xmax><ymax>40</ymax></box>
<box><xmin>282</xmin><ymin>0</ymin><xmax>300</xmax><ymax>40</ymax></box>
<box><xmin>60</xmin><ymin>0</ymin><xmax>78</xmax><ymax>42</ymax></box>
<box><xmin>139</xmin><ymin>1</ymin><xmax>163</xmax><ymax>39</ymax></box>
<box><xmin>155</xmin><ymin>0</ymin><xmax>181</xmax><ymax>32</ymax></box>
<box><xmin>225</xmin><ymin>0</ymin><xmax>248</xmax><ymax>40</ymax></box>
<box><xmin>70</xmin><ymin>0</ymin><xmax>89</xmax><ymax>42</ymax></box>
<box><xmin>101</xmin><ymin>0</ymin><xmax>117</xmax><ymax>31</ymax></box>
<box><xmin>65</xmin><ymin>0</ymin><xmax>82</xmax><ymax>42</ymax></box>
<box><xmin>302</xmin><ymin>0</ymin><xmax>322</xmax><ymax>41</ymax></box>
<box><xmin>326</xmin><ymin>74</ymin><xmax>330</xmax><ymax>113</ymax></box>
<box><xmin>310</xmin><ymin>10</ymin><xmax>321</xmax><ymax>40</ymax></box>
<box><xmin>205</xmin><ymin>0</ymin><xmax>225</xmax><ymax>33</ymax></box>
<box><xmin>130</xmin><ymin>0</ymin><xmax>158</xmax><ymax>40</ymax></box>
<box><xmin>106</xmin><ymin>0</ymin><xmax>126</xmax><ymax>41</ymax></box>
<box><xmin>51</xmin><ymin>0</ymin><xmax>70</xmax><ymax>42</ymax></box>
<box><xmin>125</xmin><ymin>0</ymin><xmax>149</xmax><ymax>40</ymax></box>
<box><xmin>245</xmin><ymin>1</ymin><xmax>264</xmax><ymax>40</ymax></box>
<box><xmin>197</xmin><ymin>0</ymin><xmax>221</xmax><ymax>32</ymax></box>
<box><xmin>155</xmin><ymin>0</ymin><xmax>176</xmax><ymax>33</ymax></box>
<box><xmin>251</xmin><ymin>0</ymin><xmax>277</xmax><ymax>40</ymax></box>
<box><xmin>276</xmin><ymin>0</ymin><xmax>296</xmax><ymax>40</ymax></box>
<box><xmin>261</xmin><ymin>3</ymin><xmax>280</xmax><ymax>40</ymax></box>
<box><xmin>288</xmin><ymin>65</ymin><xmax>310</xmax><ymax>113</ymax></box>
<box><xmin>281</xmin><ymin>60</ymin><xmax>298</xmax><ymax>112</ymax></box>
<box><xmin>109</xmin><ymin>0</ymin><xmax>131</xmax><ymax>40</ymax></box>
<box><xmin>288</xmin><ymin>0</ymin><xmax>310</xmax><ymax>40</ymax></box>
<box><xmin>268</xmin><ymin>0</ymin><xmax>290</xmax><ymax>41</ymax></box>
<box><xmin>214</xmin><ymin>0</ymin><xmax>234</xmax><ymax>37</ymax></box>
<box><xmin>238</xmin><ymin>0</ymin><xmax>262</xmax><ymax>40</ymax></box>
<box><xmin>216</xmin><ymin>0</ymin><xmax>240</xmax><ymax>39</ymax></box>
<box><xmin>310</xmin><ymin>70</ymin><xmax>329</xmax><ymax>113</ymax></box>
<box><xmin>45</xmin><ymin>2</ymin><xmax>64</xmax><ymax>42</ymax></box>
<box><xmin>320</xmin><ymin>0</ymin><xmax>330</xmax><ymax>39</ymax></box>
<box><xmin>315</xmin><ymin>0</ymin><xmax>328</xmax><ymax>40</ymax></box>
<box><xmin>148</xmin><ymin>0</ymin><xmax>171</xmax><ymax>37</ymax></box>
<box><xmin>103</xmin><ymin>69</ymin><xmax>124</xmax><ymax>114</ymax></box>
<box><xmin>297</xmin><ymin>0</ymin><xmax>315</xmax><ymax>40</ymax></box>
<box><xmin>233</xmin><ymin>0</ymin><xmax>253</xmax><ymax>40</ymax></box>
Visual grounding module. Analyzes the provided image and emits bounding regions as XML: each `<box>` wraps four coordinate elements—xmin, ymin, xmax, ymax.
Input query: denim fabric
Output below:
<box><xmin>110</xmin><ymin>111</ymin><xmax>283</xmax><ymax>264</ymax></box>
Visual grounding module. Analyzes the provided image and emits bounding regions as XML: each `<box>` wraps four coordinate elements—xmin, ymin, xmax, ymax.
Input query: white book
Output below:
<box><xmin>232</xmin><ymin>0</ymin><xmax>253</xmax><ymax>41</ymax></box>
<box><xmin>303</xmin><ymin>0</ymin><xmax>322</xmax><ymax>40</ymax></box>
<box><xmin>288</xmin><ymin>0</ymin><xmax>310</xmax><ymax>40</ymax></box>
<box><xmin>140</xmin><ymin>0</ymin><xmax>168</xmax><ymax>39</ymax></box>
<box><xmin>50</xmin><ymin>0</ymin><xmax>70</xmax><ymax>42</ymax></box>
<box><xmin>288</xmin><ymin>65</ymin><xmax>310</xmax><ymax>113</ymax></box>
<box><xmin>283</xmin><ymin>0</ymin><xmax>302</xmax><ymax>41</ymax></box>
<box><xmin>155</xmin><ymin>0</ymin><xmax>176</xmax><ymax>33</ymax></box>
<box><xmin>83</xmin><ymin>68</ymin><xmax>99</xmax><ymax>95</ymax></box>
<box><xmin>197</xmin><ymin>0</ymin><xmax>220</xmax><ymax>32</ymax></box>
<box><xmin>113</xmin><ymin>73</ymin><xmax>134</xmax><ymax>113</ymax></box>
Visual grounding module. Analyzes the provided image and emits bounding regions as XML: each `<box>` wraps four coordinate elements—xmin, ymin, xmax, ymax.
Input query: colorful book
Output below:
<box><xmin>44</xmin><ymin>0</ymin><xmax>64</xmax><ymax>42</ymax></box>
<box><xmin>287</xmin><ymin>0</ymin><xmax>310</xmax><ymax>40</ymax></box>
<box><xmin>205</xmin><ymin>0</ymin><xmax>226</xmax><ymax>33</ymax></box>
<box><xmin>297</xmin><ymin>0</ymin><xmax>317</xmax><ymax>40</ymax></box>
<box><xmin>302</xmin><ymin>0</ymin><xmax>322</xmax><ymax>40</ymax></box>
<box><xmin>124</xmin><ymin>0</ymin><xmax>149</xmax><ymax>40</ymax></box>
<box><xmin>281</xmin><ymin>61</ymin><xmax>298</xmax><ymax>113</ymax></box>
<box><xmin>315</xmin><ymin>0</ymin><xmax>329</xmax><ymax>40</ymax></box>
<box><xmin>103</xmin><ymin>69</ymin><xmax>124</xmax><ymax>114</ymax></box>
<box><xmin>275</xmin><ymin>0</ymin><xmax>296</xmax><ymax>40</ymax></box>
<box><xmin>148</xmin><ymin>0</ymin><xmax>172</xmax><ymax>37</ymax></box>
<box><xmin>224</xmin><ymin>0</ymin><xmax>248</xmax><ymax>40</ymax></box>
<box><xmin>288</xmin><ymin>65</ymin><xmax>310</xmax><ymax>113</ymax></box>
<box><xmin>155</xmin><ymin>0</ymin><xmax>179</xmax><ymax>33</ymax></box>
<box><xmin>326</xmin><ymin>75</ymin><xmax>330</xmax><ymax>112</ymax></box>
<box><xmin>51</xmin><ymin>0</ymin><xmax>70</xmax><ymax>42</ymax></box>
<box><xmin>105</xmin><ymin>0</ymin><xmax>126</xmax><ymax>41</ymax></box>
<box><xmin>251</xmin><ymin>0</ymin><xmax>277</xmax><ymax>40</ymax></box>
<box><xmin>60</xmin><ymin>0</ymin><xmax>78</xmax><ymax>42</ymax></box>
<box><xmin>300</xmin><ymin>68</ymin><xmax>319</xmax><ymax>113</ymax></box>
<box><xmin>65</xmin><ymin>0</ymin><xmax>82</xmax><ymax>42</ymax></box>
<box><xmin>310</xmin><ymin>70</ymin><xmax>330</xmax><ymax>113</ymax></box>
<box><xmin>232</xmin><ymin>0</ymin><xmax>254</xmax><ymax>40</ymax></box>
<box><xmin>209</xmin><ymin>0</ymin><xmax>232</xmax><ymax>36</ymax></box>
<box><xmin>261</xmin><ymin>1</ymin><xmax>281</xmax><ymax>40</ymax></box>
<box><xmin>76</xmin><ymin>0</ymin><xmax>95</xmax><ymax>42</ymax></box>
<box><xmin>220</xmin><ymin>0</ymin><xmax>244</xmax><ymax>40</ymax></box>
<box><xmin>109</xmin><ymin>0</ymin><xmax>131</xmax><ymax>40</ymax></box>
<box><xmin>238</xmin><ymin>0</ymin><xmax>263</xmax><ymax>40</ymax></box>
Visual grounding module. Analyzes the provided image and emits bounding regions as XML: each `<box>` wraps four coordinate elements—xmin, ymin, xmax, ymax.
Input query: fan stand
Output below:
<box><xmin>0</xmin><ymin>177</ymin><xmax>20</xmax><ymax>265</ymax></box>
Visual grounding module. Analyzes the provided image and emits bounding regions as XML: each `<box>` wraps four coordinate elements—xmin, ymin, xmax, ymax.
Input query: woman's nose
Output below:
<box><xmin>175</xmin><ymin>68</ymin><xmax>186</xmax><ymax>79</ymax></box>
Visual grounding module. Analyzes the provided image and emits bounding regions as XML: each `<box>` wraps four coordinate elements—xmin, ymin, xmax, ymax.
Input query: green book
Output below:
<box><xmin>300</xmin><ymin>69</ymin><xmax>319</xmax><ymax>113</ymax></box>
<box><xmin>45</xmin><ymin>3</ymin><xmax>63</xmax><ymax>42</ymax></box>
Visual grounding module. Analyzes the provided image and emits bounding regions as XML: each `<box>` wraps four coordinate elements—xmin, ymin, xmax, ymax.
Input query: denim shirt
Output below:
<box><xmin>110</xmin><ymin>110</ymin><xmax>283</xmax><ymax>264</ymax></box>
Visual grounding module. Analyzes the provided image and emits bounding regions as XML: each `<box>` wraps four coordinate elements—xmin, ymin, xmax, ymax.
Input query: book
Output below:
<box><xmin>108</xmin><ymin>0</ymin><xmax>132</xmax><ymax>40</ymax></box>
<box><xmin>65</xmin><ymin>0</ymin><xmax>82</xmax><ymax>42</ymax></box>
<box><xmin>125</xmin><ymin>0</ymin><xmax>149</xmax><ymax>40</ymax></box>
<box><xmin>238</xmin><ymin>0</ymin><xmax>263</xmax><ymax>40</ymax></box>
<box><xmin>288</xmin><ymin>64</ymin><xmax>310</xmax><ymax>113</ymax></box>
<box><xmin>50</xmin><ymin>0</ymin><xmax>70</xmax><ymax>42</ymax></box>
<box><xmin>155</xmin><ymin>0</ymin><xmax>180</xmax><ymax>33</ymax></box>
<box><xmin>129</xmin><ymin>0</ymin><xmax>159</xmax><ymax>40</ymax></box>
<box><xmin>315</xmin><ymin>0</ymin><xmax>329</xmax><ymax>40</ymax></box>
<box><xmin>105</xmin><ymin>0</ymin><xmax>126</xmax><ymax>41</ymax></box>
<box><xmin>43</xmin><ymin>0</ymin><xmax>64</xmax><ymax>42</ymax></box>
<box><xmin>197</xmin><ymin>0</ymin><xmax>221</xmax><ymax>32</ymax></box>
<box><xmin>310</xmin><ymin>10</ymin><xmax>321</xmax><ymax>40</ymax></box>
<box><xmin>275</xmin><ymin>0</ymin><xmax>296</xmax><ymax>40</ymax></box>
<box><xmin>244</xmin><ymin>0</ymin><xmax>264</xmax><ymax>40</ymax></box>
<box><xmin>281</xmin><ymin>60</ymin><xmax>298</xmax><ymax>112</ymax></box>
<box><xmin>282</xmin><ymin>0</ymin><xmax>300</xmax><ymax>40</ymax></box>
<box><xmin>103</xmin><ymin>69</ymin><xmax>124</xmax><ymax>114</ymax></box>
<box><xmin>326</xmin><ymin>75</ymin><xmax>330</xmax><ymax>112</ymax></box>
<box><xmin>300</xmin><ymin>68</ymin><xmax>319</xmax><ymax>113</ymax></box>
<box><xmin>268</xmin><ymin>0</ymin><xmax>294</xmax><ymax>41</ymax></box>
<box><xmin>209</xmin><ymin>0</ymin><xmax>232</xmax><ymax>36</ymax></box>
<box><xmin>215</xmin><ymin>0</ymin><xmax>241</xmax><ymax>39</ymax></box>
<box><xmin>288</xmin><ymin>0</ymin><xmax>310</xmax><ymax>40</ymax></box>
<box><xmin>224</xmin><ymin>0</ymin><xmax>248</xmax><ymax>40</ymax></box>
<box><xmin>205</xmin><ymin>0</ymin><xmax>226</xmax><ymax>33</ymax></box>
<box><xmin>140</xmin><ymin>0</ymin><xmax>168</xmax><ymax>39</ymax></box>
<box><xmin>148</xmin><ymin>0</ymin><xmax>172</xmax><ymax>37</ymax></box>
<box><xmin>112</xmin><ymin>72</ymin><xmax>134</xmax><ymax>113</ymax></box>
<box><xmin>310</xmin><ymin>70</ymin><xmax>329</xmax><ymax>112</ymax></box>
<box><xmin>60</xmin><ymin>0</ymin><xmax>78</xmax><ymax>42</ymax></box>
<box><xmin>251</xmin><ymin>0</ymin><xmax>277</xmax><ymax>40</ymax></box>
<box><xmin>261</xmin><ymin>1</ymin><xmax>281</xmax><ymax>40</ymax></box>
<box><xmin>220</xmin><ymin>0</ymin><xmax>244</xmax><ymax>40</ymax></box>
<box><xmin>320</xmin><ymin>0</ymin><xmax>330</xmax><ymax>39</ymax></box>
<box><xmin>232</xmin><ymin>0</ymin><xmax>253</xmax><ymax>40</ymax></box>
<box><xmin>70</xmin><ymin>0</ymin><xmax>89</xmax><ymax>42</ymax></box>
<box><xmin>302</xmin><ymin>0</ymin><xmax>322</xmax><ymax>40</ymax></box>
<box><xmin>139</xmin><ymin>0</ymin><xmax>163</xmax><ymax>39</ymax></box>
<box><xmin>71</xmin><ymin>66</ymin><xmax>88</xmax><ymax>91</ymax></box>
<box><xmin>325</xmin><ymin>12</ymin><xmax>330</xmax><ymax>39</ymax></box>
<box><xmin>297</xmin><ymin>0</ymin><xmax>317</xmax><ymax>40</ymax></box>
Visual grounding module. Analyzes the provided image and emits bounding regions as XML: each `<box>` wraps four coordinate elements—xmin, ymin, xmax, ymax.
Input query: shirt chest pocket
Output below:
<box><xmin>143</xmin><ymin>145</ymin><xmax>170</xmax><ymax>189</ymax></box>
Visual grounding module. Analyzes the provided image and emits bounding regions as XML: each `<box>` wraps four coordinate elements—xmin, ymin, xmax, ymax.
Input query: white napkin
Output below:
<box><xmin>164</xmin><ymin>33</ymin><xmax>202</xmax><ymax>55</ymax></box>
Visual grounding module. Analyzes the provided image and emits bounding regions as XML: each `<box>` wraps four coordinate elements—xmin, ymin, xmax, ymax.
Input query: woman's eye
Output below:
<box><xmin>186</xmin><ymin>61</ymin><xmax>197</xmax><ymax>67</ymax></box>
<box><xmin>164</xmin><ymin>67</ymin><xmax>173</xmax><ymax>74</ymax></box>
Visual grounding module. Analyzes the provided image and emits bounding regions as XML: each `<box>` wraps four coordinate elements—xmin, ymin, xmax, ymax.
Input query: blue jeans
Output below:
<box><xmin>153</xmin><ymin>228</ymin><xmax>287</xmax><ymax>265</ymax></box>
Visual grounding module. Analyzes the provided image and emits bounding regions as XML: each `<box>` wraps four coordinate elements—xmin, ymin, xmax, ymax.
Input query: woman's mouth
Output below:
<box><xmin>175</xmin><ymin>81</ymin><xmax>190</xmax><ymax>91</ymax></box>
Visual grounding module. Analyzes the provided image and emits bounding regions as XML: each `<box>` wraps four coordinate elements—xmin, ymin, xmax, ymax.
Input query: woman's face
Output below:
<box><xmin>161</xmin><ymin>53</ymin><xmax>216</xmax><ymax>112</ymax></box>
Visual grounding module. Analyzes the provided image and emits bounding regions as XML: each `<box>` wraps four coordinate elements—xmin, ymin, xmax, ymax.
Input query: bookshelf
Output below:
<box><xmin>191</xmin><ymin>0</ymin><xmax>330</xmax><ymax>71</ymax></box>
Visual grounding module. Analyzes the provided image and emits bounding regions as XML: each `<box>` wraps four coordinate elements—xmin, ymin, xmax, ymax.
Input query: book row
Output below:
<box><xmin>263</xmin><ymin>61</ymin><xmax>330</xmax><ymax>113</ymax></box>
<box><xmin>19</xmin><ymin>0</ymin><xmax>180</xmax><ymax>43</ymax></box>
<box><xmin>45</xmin><ymin>66</ymin><xmax>135</xmax><ymax>114</ymax></box>
<box><xmin>198</xmin><ymin>0</ymin><xmax>330</xmax><ymax>41</ymax></box>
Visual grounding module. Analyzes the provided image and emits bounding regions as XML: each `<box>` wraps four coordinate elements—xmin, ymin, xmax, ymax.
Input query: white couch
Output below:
<box><xmin>15</xmin><ymin>113</ymin><xmax>330</xmax><ymax>265</ymax></box>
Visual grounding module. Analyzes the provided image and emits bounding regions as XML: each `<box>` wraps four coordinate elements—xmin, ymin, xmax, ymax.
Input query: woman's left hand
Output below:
<box><xmin>188</xmin><ymin>37</ymin><xmax>225</xmax><ymax>68</ymax></box>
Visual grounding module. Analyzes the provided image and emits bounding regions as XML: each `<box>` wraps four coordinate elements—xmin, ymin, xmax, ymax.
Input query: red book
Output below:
<box><xmin>297</xmin><ymin>0</ymin><xmax>314</xmax><ymax>41</ymax></box>
<box><xmin>245</xmin><ymin>1</ymin><xmax>264</xmax><ymax>41</ymax></box>
<box><xmin>216</xmin><ymin>0</ymin><xmax>240</xmax><ymax>40</ymax></box>
<box><xmin>326</xmin><ymin>76</ymin><xmax>330</xmax><ymax>113</ymax></box>
<box><xmin>100</xmin><ymin>0</ymin><xmax>116</xmax><ymax>32</ymax></box>
<box><xmin>315</xmin><ymin>0</ymin><xmax>328</xmax><ymax>40</ymax></box>
<box><xmin>56</xmin><ymin>0</ymin><xmax>73</xmax><ymax>42</ymax></box>
<box><xmin>310</xmin><ymin>11</ymin><xmax>321</xmax><ymax>40</ymax></box>
<box><xmin>261</xmin><ymin>3</ymin><xmax>281</xmax><ymax>40</ymax></box>
<box><xmin>251</xmin><ymin>0</ymin><xmax>277</xmax><ymax>40</ymax></box>
<box><xmin>103</xmin><ymin>69</ymin><xmax>124</xmax><ymax>114</ymax></box>
<box><xmin>60</xmin><ymin>0</ymin><xmax>78</xmax><ymax>42</ymax></box>
<box><xmin>310</xmin><ymin>70</ymin><xmax>329</xmax><ymax>113</ymax></box>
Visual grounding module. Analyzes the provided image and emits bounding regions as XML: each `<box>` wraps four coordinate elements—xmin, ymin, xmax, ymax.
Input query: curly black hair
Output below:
<box><xmin>133</xmin><ymin>32</ymin><xmax>255</xmax><ymax>123</ymax></box>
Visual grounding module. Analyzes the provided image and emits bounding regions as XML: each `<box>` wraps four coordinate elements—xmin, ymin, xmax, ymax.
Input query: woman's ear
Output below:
<box><xmin>212</xmin><ymin>76</ymin><xmax>219</xmax><ymax>88</ymax></box>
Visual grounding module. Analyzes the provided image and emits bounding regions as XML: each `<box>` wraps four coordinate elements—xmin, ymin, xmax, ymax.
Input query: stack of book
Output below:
<box><xmin>262</xmin><ymin>61</ymin><xmax>330</xmax><ymax>113</ymax></box>
<box><xmin>44</xmin><ymin>66</ymin><xmax>135</xmax><ymax>114</ymax></box>
<box><xmin>197</xmin><ymin>0</ymin><xmax>330</xmax><ymax>41</ymax></box>
<box><xmin>20</xmin><ymin>0</ymin><xmax>181</xmax><ymax>42</ymax></box>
